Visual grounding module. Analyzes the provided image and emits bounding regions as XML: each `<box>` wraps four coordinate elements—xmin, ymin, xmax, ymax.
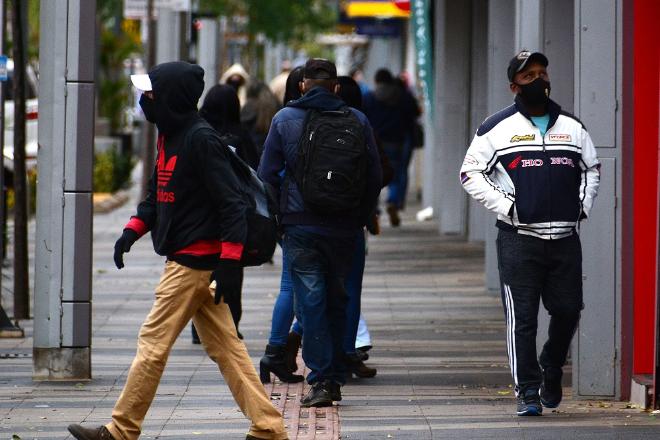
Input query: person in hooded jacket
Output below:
<box><xmin>186</xmin><ymin>84</ymin><xmax>259</xmax><ymax>343</ymax></box>
<box><xmin>221</xmin><ymin>63</ymin><xmax>250</xmax><ymax>106</ymax></box>
<box><xmin>201</xmin><ymin>84</ymin><xmax>259</xmax><ymax>169</ymax></box>
<box><xmin>67</xmin><ymin>62</ymin><xmax>288</xmax><ymax>440</ymax></box>
<box><xmin>258</xmin><ymin>58</ymin><xmax>382</xmax><ymax>408</ymax></box>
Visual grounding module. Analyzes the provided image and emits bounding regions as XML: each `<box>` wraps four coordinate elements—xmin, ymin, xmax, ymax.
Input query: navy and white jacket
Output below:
<box><xmin>460</xmin><ymin>96</ymin><xmax>600</xmax><ymax>240</ymax></box>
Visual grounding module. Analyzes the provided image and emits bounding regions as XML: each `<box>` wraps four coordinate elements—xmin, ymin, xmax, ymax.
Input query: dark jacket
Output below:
<box><xmin>200</xmin><ymin>84</ymin><xmax>260</xmax><ymax>170</ymax></box>
<box><xmin>125</xmin><ymin>62</ymin><xmax>248</xmax><ymax>267</ymax></box>
<box><xmin>257</xmin><ymin>86</ymin><xmax>382</xmax><ymax>231</ymax></box>
<box><xmin>363</xmin><ymin>82</ymin><xmax>420</xmax><ymax>144</ymax></box>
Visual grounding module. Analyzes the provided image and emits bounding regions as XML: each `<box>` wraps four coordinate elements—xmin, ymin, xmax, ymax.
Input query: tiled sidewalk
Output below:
<box><xmin>0</xmin><ymin>184</ymin><xmax>659</xmax><ymax>439</ymax></box>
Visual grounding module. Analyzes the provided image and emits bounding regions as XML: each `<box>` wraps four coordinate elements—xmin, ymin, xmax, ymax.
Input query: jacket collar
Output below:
<box><xmin>514</xmin><ymin>95</ymin><xmax>562</xmax><ymax>131</ymax></box>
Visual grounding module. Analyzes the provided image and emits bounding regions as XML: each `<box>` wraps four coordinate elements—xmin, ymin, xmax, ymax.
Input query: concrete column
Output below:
<box><xmin>485</xmin><ymin>0</ymin><xmax>516</xmax><ymax>293</ymax></box>
<box><xmin>197</xmin><ymin>17</ymin><xmax>219</xmax><ymax>101</ymax></box>
<box><xmin>156</xmin><ymin>8</ymin><xmax>181</xmax><ymax>64</ymax></box>
<box><xmin>34</xmin><ymin>0</ymin><xmax>95</xmax><ymax>380</ymax></box>
<box><xmin>467</xmin><ymin>0</ymin><xmax>489</xmax><ymax>242</ymax></box>
<box><xmin>515</xmin><ymin>0</ymin><xmax>543</xmax><ymax>51</ymax></box>
<box><xmin>433</xmin><ymin>0</ymin><xmax>472</xmax><ymax>235</ymax></box>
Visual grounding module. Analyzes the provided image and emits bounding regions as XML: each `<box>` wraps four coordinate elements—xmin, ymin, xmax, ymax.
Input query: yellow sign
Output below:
<box><xmin>121</xmin><ymin>19</ymin><xmax>141</xmax><ymax>46</ymax></box>
<box><xmin>346</xmin><ymin>1</ymin><xmax>411</xmax><ymax>19</ymax></box>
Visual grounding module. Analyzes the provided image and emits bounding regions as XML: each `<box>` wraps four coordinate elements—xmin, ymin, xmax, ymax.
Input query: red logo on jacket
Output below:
<box><xmin>508</xmin><ymin>155</ymin><xmax>523</xmax><ymax>170</ymax></box>
<box><xmin>156</xmin><ymin>135</ymin><xmax>177</xmax><ymax>203</ymax></box>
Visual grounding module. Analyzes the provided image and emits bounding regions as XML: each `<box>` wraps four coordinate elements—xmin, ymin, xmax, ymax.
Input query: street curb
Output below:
<box><xmin>93</xmin><ymin>190</ymin><xmax>130</xmax><ymax>214</ymax></box>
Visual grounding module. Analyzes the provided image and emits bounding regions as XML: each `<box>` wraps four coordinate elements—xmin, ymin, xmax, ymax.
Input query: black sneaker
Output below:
<box><xmin>326</xmin><ymin>381</ymin><xmax>342</xmax><ymax>402</ymax></box>
<box><xmin>300</xmin><ymin>382</ymin><xmax>333</xmax><ymax>407</ymax></box>
<box><xmin>516</xmin><ymin>388</ymin><xmax>542</xmax><ymax>416</ymax></box>
<box><xmin>540</xmin><ymin>367</ymin><xmax>563</xmax><ymax>408</ymax></box>
<box><xmin>67</xmin><ymin>424</ymin><xmax>115</xmax><ymax>440</ymax></box>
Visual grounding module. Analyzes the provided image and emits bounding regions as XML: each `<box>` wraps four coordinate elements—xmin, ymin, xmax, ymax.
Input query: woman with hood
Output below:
<box><xmin>189</xmin><ymin>84</ymin><xmax>258</xmax><ymax>342</ymax></box>
<box><xmin>220</xmin><ymin>63</ymin><xmax>250</xmax><ymax>106</ymax></box>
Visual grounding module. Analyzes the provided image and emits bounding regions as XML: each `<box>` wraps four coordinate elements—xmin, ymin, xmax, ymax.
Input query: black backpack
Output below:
<box><xmin>293</xmin><ymin>107</ymin><xmax>368</xmax><ymax>214</ymax></box>
<box><xmin>187</xmin><ymin>121</ymin><xmax>278</xmax><ymax>267</ymax></box>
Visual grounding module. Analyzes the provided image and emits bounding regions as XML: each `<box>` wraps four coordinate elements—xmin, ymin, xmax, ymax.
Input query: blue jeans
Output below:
<box><xmin>343</xmin><ymin>231</ymin><xmax>366</xmax><ymax>354</ymax></box>
<box><xmin>384</xmin><ymin>137</ymin><xmax>413</xmax><ymax>209</ymax></box>
<box><xmin>268</xmin><ymin>233</ymin><xmax>362</xmax><ymax>350</ymax></box>
<box><xmin>267</xmin><ymin>244</ymin><xmax>296</xmax><ymax>346</ymax></box>
<box><xmin>284</xmin><ymin>226</ymin><xmax>356</xmax><ymax>385</ymax></box>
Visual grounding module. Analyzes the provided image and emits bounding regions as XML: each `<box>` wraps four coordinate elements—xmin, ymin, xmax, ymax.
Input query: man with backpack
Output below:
<box><xmin>258</xmin><ymin>58</ymin><xmax>382</xmax><ymax>407</ymax></box>
<box><xmin>67</xmin><ymin>61</ymin><xmax>287</xmax><ymax>440</ymax></box>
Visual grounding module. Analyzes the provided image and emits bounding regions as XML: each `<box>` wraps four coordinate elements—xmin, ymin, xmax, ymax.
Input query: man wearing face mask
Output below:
<box><xmin>67</xmin><ymin>62</ymin><xmax>288</xmax><ymax>440</ymax></box>
<box><xmin>459</xmin><ymin>51</ymin><xmax>600</xmax><ymax>417</ymax></box>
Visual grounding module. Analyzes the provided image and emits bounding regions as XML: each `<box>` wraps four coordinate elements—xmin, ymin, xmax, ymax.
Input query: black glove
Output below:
<box><xmin>113</xmin><ymin>229</ymin><xmax>139</xmax><ymax>269</ymax></box>
<box><xmin>211</xmin><ymin>259</ymin><xmax>243</xmax><ymax>306</ymax></box>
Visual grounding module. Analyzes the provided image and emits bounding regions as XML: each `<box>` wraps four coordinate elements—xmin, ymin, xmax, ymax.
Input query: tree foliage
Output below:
<box><xmin>199</xmin><ymin>0</ymin><xmax>336</xmax><ymax>45</ymax></box>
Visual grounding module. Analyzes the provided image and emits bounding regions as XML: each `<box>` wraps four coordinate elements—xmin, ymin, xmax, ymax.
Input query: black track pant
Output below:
<box><xmin>496</xmin><ymin>228</ymin><xmax>583</xmax><ymax>393</ymax></box>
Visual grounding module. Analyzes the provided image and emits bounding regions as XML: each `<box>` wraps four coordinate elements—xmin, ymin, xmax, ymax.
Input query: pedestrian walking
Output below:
<box><xmin>241</xmin><ymin>81</ymin><xmax>281</xmax><ymax>160</ymax></box>
<box><xmin>258</xmin><ymin>58</ymin><xmax>382</xmax><ymax>407</ymax></box>
<box><xmin>67</xmin><ymin>61</ymin><xmax>288</xmax><ymax>440</ymax></box>
<box><xmin>187</xmin><ymin>84</ymin><xmax>261</xmax><ymax>342</ymax></box>
<box><xmin>460</xmin><ymin>51</ymin><xmax>600</xmax><ymax>416</ymax></box>
<box><xmin>221</xmin><ymin>63</ymin><xmax>250</xmax><ymax>106</ymax></box>
<box><xmin>363</xmin><ymin>68</ymin><xmax>420</xmax><ymax>227</ymax></box>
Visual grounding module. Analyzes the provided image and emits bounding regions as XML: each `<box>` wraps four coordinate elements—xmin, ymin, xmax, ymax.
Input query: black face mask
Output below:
<box><xmin>139</xmin><ymin>94</ymin><xmax>159</xmax><ymax>123</ymax></box>
<box><xmin>516</xmin><ymin>77</ymin><xmax>551</xmax><ymax>108</ymax></box>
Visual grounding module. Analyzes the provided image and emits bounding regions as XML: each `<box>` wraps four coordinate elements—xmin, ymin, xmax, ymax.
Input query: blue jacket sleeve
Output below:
<box><xmin>362</xmin><ymin>120</ymin><xmax>382</xmax><ymax>222</ymax></box>
<box><xmin>257</xmin><ymin>118</ymin><xmax>286</xmax><ymax>190</ymax></box>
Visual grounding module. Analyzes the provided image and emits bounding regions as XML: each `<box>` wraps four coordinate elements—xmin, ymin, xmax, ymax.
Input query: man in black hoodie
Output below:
<box><xmin>258</xmin><ymin>58</ymin><xmax>382</xmax><ymax>408</ymax></box>
<box><xmin>67</xmin><ymin>62</ymin><xmax>288</xmax><ymax>440</ymax></box>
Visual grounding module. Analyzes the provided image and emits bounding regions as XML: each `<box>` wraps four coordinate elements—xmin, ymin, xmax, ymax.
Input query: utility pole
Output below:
<box><xmin>34</xmin><ymin>0</ymin><xmax>95</xmax><ymax>380</ymax></box>
<box><xmin>0</xmin><ymin>0</ymin><xmax>21</xmax><ymax>339</ymax></box>
<box><xmin>11</xmin><ymin>0</ymin><xmax>28</xmax><ymax>320</ymax></box>
<box><xmin>141</xmin><ymin>0</ymin><xmax>156</xmax><ymax>199</ymax></box>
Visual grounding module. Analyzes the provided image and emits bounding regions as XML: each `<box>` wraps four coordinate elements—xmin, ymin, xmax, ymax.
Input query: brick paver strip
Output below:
<box><xmin>264</xmin><ymin>359</ymin><xmax>339</xmax><ymax>440</ymax></box>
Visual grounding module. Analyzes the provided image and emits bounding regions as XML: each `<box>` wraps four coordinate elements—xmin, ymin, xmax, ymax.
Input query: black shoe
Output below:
<box><xmin>345</xmin><ymin>353</ymin><xmax>377</xmax><ymax>378</ymax></box>
<box><xmin>191</xmin><ymin>324</ymin><xmax>201</xmax><ymax>344</ymax></box>
<box><xmin>259</xmin><ymin>344</ymin><xmax>304</xmax><ymax>384</ymax></box>
<box><xmin>284</xmin><ymin>331</ymin><xmax>302</xmax><ymax>373</ymax></box>
<box><xmin>541</xmin><ymin>366</ymin><xmax>563</xmax><ymax>408</ymax></box>
<box><xmin>326</xmin><ymin>381</ymin><xmax>342</xmax><ymax>402</ymax></box>
<box><xmin>386</xmin><ymin>203</ymin><xmax>401</xmax><ymax>227</ymax></box>
<box><xmin>67</xmin><ymin>424</ymin><xmax>115</xmax><ymax>440</ymax></box>
<box><xmin>300</xmin><ymin>381</ymin><xmax>333</xmax><ymax>407</ymax></box>
<box><xmin>236</xmin><ymin>330</ymin><xmax>244</xmax><ymax>340</ymax></box>
<box><xmin>516</xmin><ymin>388</ymin><xmax>542</xmax><ymax>416</ymax></box>
<box><xmin>356</xmin><ymin>346</ymin><xmax>371</xmax><ymax>361</ymax></box>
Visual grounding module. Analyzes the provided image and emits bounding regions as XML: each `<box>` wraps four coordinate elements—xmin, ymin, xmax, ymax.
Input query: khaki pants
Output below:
<box><xmin>106</xmin><ymin>261</ymin><xmax>288</xmax><ymax>440</ymax></box>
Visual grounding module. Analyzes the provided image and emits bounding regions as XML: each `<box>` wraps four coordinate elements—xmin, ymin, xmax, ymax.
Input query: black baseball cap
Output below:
<box><xmin>507</xmin><ymin>50</ymin><xmax>549</xmax><ymax>82</ymax></box>
<box><xmin>303</xmin><ymin>58</ymin><xmax>337</xmax><ymax>80</ymax></box>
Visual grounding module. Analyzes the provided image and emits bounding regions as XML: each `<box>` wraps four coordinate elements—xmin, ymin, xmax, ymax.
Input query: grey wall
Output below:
<box><xmin>433</xmin><ymin>0</ymin><xmax>472</xmax><ymax>235</ymax></box>
<box><xmin>430</xmin><ymin>0</ymin><xmax>621</xmax><ymax>399</ymax></box>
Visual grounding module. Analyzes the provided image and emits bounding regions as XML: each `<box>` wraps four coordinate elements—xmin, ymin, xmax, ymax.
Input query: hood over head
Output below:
<box><xmin>140</xmin><ymin>61</ymin><xmax>204</xmax><ymax>134</ymax></box>
<box><xmin>199</xmin><ymin>84</ymin><xmax>240</xmax><ymax>133</ymax></box>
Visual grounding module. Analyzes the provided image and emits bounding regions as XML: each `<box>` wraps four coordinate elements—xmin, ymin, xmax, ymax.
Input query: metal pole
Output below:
<box><xmin>0</xmin><ymin>0</ymin><xmax>19</xmax><ymax>339</ymax></box>
<box><xmin>141</xmin><ymin>0</ymin><xmax>156</xmax><ymax>200</ymax></box>
<box><xmin>11</xmin><ymin>0</ymin><xmax>29</xmax><ymax>320</ymax></box>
